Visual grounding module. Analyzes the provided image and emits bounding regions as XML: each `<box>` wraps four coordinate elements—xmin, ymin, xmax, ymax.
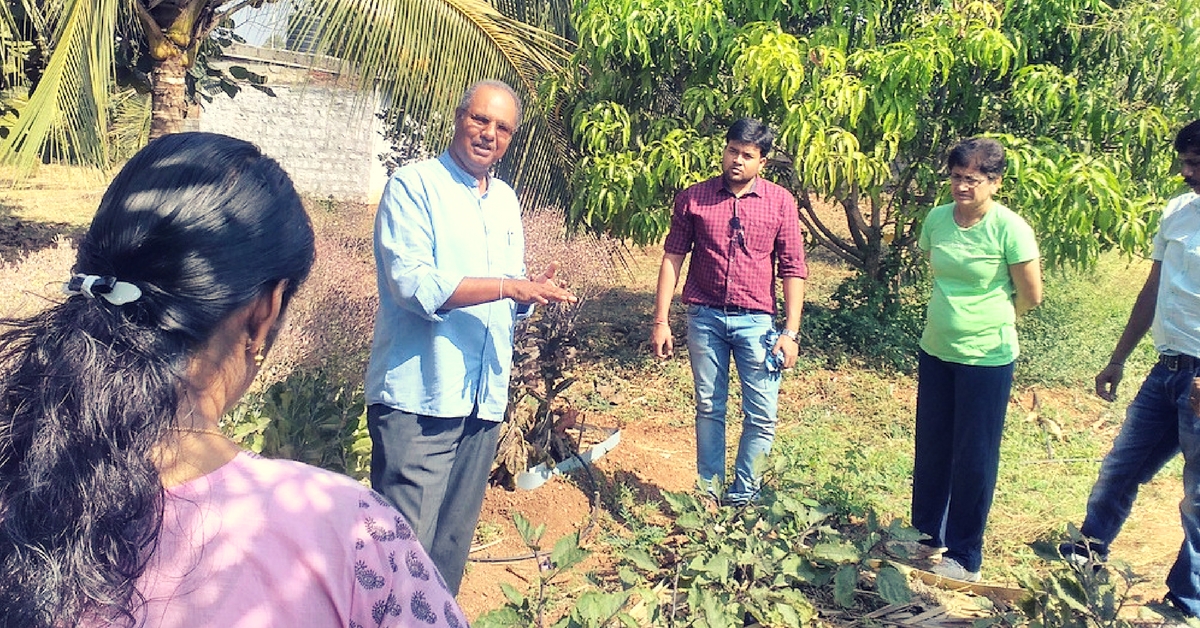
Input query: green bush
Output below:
<box><xmin>478</xmin><ymin>449</ymin><xmax>919</xmax><ymax>627</ymax></box>
<box><xmin>1003</xmin><ymin>530</ymin><xmax>1154</xmax><ymax>628</ymax></box>
<box><xmin>225</xmin><ymin>369</ymin><xmax>370</xmax><ymax>480</ymax></box>
<box><xmin>802</xmin><ymin>269</ymin><xmax>926</xmax><ymax>373</ymax></box>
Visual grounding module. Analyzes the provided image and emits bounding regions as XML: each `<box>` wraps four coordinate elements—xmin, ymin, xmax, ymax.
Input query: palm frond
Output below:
<box><xmin>292</xmin><ymin>0</ymin><xmax>577</xmax><ymax>210</ymax></box>
<box><xmin>0</xmin><ymin>0</ymin><xmax>579</xmax><ymax>213</ymax></box>
<box><xmin>0</xmin><ymin>0</ymin><xmax>118</xmax><ymax>171</ymax></box>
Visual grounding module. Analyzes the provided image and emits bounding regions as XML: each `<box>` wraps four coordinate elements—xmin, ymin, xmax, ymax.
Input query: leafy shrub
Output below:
<box><xmin>480</xmin><ymin>448</ymin><xmax>918</xmax><ymax>628</ymax></box>
<box><xmin>1004</xmin><ymin>529</ymin><xmax>1151</xmax><ymax>628</ymax></box>
<box><xmin>472</xmin><ymin>513</ymin><xmax>650</xmax><ymax>628</ymax></box>
<box><xmin>614</xmin><ymin>463</ymin><xmax>913</xmax><ymax>627</ymax></box>
<box><xmin>495</xmin><ymin>299</ymin><xmax>587</xmax><ymax>488</ymax></box>
<box><xmin>493</xmin><ymin>208</ymin><xmax>622</xmax><ymax>485</ymax></box>
<box><xmin>1017</xmin><ymin>260</ymin><xmax>1156</xmax><ymax>388</ymax></box>
<box><xmin>225</xmin><ymin>368</ymin><xmax>370</xmax><ymax>479</ymax></box>
<box><xmin>802</xmin><ymin>265</ymin><xmax>926</xmax><ymax>372</ymax></box>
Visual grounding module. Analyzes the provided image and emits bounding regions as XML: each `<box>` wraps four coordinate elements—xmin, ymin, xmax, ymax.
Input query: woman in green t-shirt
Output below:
<box><xmin>888</xmin><ymin>137</ymin><xmax>1042</xmax><ymax>582</ymax></box>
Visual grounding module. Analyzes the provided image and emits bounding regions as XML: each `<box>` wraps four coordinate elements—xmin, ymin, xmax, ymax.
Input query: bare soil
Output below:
<box><xmin>459</xmin><ymin>417</ymin><xmax>697</xmax><ymax>619</ymax></box>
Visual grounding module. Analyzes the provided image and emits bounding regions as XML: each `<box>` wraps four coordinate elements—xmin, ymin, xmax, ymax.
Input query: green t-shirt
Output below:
<box><xmin>918</xmin><ymin>202</ymin><xmax>1039</xmax><ymax>366</ymax></box>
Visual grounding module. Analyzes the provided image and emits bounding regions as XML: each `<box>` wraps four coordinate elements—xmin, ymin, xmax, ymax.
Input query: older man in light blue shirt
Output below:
<box><xmin>366</xmin><ymin>80</ymin><xmax>575</xmax><ymax>595</ymax></box>
<box><xmin>368</xmin><ymin>149</ymin><xmax>526</xmax><ymax>421</ymax></box>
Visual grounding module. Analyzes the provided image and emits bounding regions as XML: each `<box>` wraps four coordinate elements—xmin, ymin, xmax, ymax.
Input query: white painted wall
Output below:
<box><xmin>196</xmin><ymin>46</ymin><xmax>391</xmax><ymax>204</ymax></box>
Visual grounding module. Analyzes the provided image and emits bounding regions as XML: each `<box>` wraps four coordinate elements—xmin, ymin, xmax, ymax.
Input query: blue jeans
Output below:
<box><xmin>1083</xmin><ymin>361</ymin><xmax>1199</xmax><ymax>614</ymax></box>
<box><xmin>367</xmin><ymin>404</ymin><xmax>502</xmax><ymax>595</ymax></box>
<box><xmin>1079</xmin><ymin>363</ymin><xmax>1182</xmax><ymax>556</ymax></box>
<box><xmin>912</xmin><ymin>350</ymin><xmax>1014</xmax><ymax>572</ymax></box>
<box><xmin>686</xmin><ymin>305</ymin><xmax>782</xmax><ymax>503</ymax></box>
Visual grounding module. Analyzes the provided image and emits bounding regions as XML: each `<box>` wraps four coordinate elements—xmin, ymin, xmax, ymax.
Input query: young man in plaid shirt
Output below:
<box><xmin>650</xmin><ymin>118</ymin><xmax>808</xmax><ymax>505</ymax></box>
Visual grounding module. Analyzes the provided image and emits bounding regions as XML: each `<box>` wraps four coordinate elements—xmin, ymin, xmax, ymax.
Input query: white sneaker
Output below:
<box><xmin>931</xmin><ymin>557</ymin><xmax>981</xmax><ymax>582</ymax></box>
<box><xmin>885</xmin><ymin>539</ymin><xmax>947</xmax><ymax>561</ymax></box>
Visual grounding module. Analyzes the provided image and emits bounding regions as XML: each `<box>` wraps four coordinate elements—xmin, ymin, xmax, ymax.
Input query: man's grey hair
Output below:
<box><xmin>456</xmin><ymin>80</ymin><xmax>523</xmax><ymax>129</ymax></box>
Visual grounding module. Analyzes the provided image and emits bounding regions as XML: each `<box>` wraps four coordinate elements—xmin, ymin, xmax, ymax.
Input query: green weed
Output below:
<box><xmin>224</xmin><ymin>368</ymin><xmax>369</xmax><ymax>479</ymax></box>
<box><xmin>1000</xmin><ymin>528</ymin><xmax>1156</xmax><ymax>628</ymax></box>
<box><xmin>480</xmin><ymin>450</ymin><xmax>920</xmax><ymax>627</ymax></box>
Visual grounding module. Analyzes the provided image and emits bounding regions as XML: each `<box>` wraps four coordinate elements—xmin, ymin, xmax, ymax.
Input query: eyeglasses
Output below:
<box><xmin>948</xmin><ymin>174</ymin><xmax>991</xmax><ymax>188</ymax></box>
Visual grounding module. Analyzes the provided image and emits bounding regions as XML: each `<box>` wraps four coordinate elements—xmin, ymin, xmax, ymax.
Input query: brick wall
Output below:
<box><xmin>194</xmin><ymin>45</ymin><xmax>391</xmax><ymax>203</ymax></box>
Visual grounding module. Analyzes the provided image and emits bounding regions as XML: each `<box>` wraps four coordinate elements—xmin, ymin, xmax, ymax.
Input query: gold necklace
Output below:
<box><xmin>172</xmin><ymin>426</ymin><xmax>229</xmax><ymax>439</ymax></box>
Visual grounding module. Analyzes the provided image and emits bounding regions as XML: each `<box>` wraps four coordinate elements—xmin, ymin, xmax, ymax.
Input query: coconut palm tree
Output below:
<box><xmin>0</xmin><ymin>0</ymin><xmax>574</xmax><ymax>186</ymax></box>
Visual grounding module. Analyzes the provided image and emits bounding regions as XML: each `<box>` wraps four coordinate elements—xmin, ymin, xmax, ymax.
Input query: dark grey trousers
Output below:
<box><xmin>366</xmin><ymin>404</ymin><xmax>502</xmax><ymax>595</ymax></box>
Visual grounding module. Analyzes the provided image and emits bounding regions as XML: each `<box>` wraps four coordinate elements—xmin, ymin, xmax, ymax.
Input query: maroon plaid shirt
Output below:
<box><xmin>663</xmin><ymin>176</ymin><xmax>807</xmax><ymax>314</ymax></box>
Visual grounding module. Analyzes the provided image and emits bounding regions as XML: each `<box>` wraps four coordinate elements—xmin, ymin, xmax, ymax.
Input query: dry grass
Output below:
<box><xmin>0</xmin><ymin>164</ymin><xmax>108</xmax><ymax>226</ymax></box>
<box><xmin>260</xmin><ymin>198</ymin><xmax>379</xmax><ymax>387</ymax></box>
<box><xmin>0</xmin><ymin>236</ymin><xmax>80</xmax><ymax>319</ymax></box>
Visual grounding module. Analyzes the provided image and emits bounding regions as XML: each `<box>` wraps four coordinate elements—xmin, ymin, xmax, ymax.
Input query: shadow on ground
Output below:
<box><xmin>0</xmin><ymin>200</ymin><xmax>84</xmax><ymax>264</ymax></box>
<box><xmin>575</xmin><ymin>285</ymin><xmax>662</xmax><ymax>368</ymax></box>
<box><xmin>564</xmin><ymin>463</ymin><xmax>676</xmax><ymax>529</ymax></box>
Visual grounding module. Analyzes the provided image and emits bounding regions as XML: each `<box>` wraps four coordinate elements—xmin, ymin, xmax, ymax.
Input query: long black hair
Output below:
<box><xmin>0</xmin><ymin>132</ymin><xmax>315</xmax><ymax>627</ymax></box>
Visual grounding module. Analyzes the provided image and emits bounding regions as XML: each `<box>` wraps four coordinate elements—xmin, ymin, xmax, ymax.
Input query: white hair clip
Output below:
<box><xmin>63</xmin><ymin>274</ymin><xmax>142</xmax><ymax>306</ymax></box>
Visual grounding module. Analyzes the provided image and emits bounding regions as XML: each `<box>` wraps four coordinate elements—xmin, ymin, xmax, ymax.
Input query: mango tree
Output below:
<box><xmin>554</xmin><ymin>0</ymin><xmax>1200</xmax><ymax>280</ymax></box>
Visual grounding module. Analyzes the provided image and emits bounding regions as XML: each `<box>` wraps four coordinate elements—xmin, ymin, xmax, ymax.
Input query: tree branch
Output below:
<box><xmin>796</xmin><ymin>188</ymin><xmax>864</xmax><ymax>267</ymax></box>
<box><xmin>841</xmin><ymin>185</ymin><xmax>868</xmax><ymax>251</ymax></box>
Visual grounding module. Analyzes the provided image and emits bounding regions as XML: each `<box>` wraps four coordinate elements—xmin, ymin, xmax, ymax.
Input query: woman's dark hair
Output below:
<box><xmin>726</xmin><ymin>118</ymin><xmax>775</xmax><ymax>156</ymax></box>
<box><xmin>947</xmin><ymin>137</ymin><xmax>1007</xmax><ymax>179</ymax></box>
<box><xmin>0</xmin><ymin>132</ymin><xmax>315</xmax><ymax>627</ymax></box>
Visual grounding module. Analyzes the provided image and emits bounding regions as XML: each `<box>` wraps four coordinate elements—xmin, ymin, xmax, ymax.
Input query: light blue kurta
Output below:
<box><xmin>366</xmin><ymin>152</ymin><xmax>526</xmax><ymax>421</ymax></box>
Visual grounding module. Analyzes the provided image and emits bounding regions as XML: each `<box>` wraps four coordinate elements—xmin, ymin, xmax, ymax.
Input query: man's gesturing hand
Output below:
<box><xmin>504</xmin><ymin>262</ymin><xmax>577</xmax><ymax>305</ymax></box>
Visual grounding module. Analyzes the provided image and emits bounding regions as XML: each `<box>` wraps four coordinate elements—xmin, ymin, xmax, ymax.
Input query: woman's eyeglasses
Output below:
<box><xmin>948</xmin><ymin>174</ymin><xmax>990</xmax><ymax>188</ymax></box>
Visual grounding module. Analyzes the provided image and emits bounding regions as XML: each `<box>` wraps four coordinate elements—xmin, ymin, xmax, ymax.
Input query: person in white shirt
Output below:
<box><xmin>1061</xmin><ymin>118</ymin><xmax>1200</xmax><ymax>619</ymax></box>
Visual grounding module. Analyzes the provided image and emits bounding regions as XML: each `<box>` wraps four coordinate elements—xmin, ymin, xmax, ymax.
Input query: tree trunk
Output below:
<box><xmin>149</xmin><ymin>54</ymin><xmax>189</xmax><ymax>139</ymax></box>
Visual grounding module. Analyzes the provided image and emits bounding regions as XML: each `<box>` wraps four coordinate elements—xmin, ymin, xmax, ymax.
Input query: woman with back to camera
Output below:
<box><xmin>887</xmin><ymin>137</ymin><xmax>1043</xmax><ymax>582</ymax></box>
<box><xmin>0</xmin><ymin>132</ymin><xmax>468</xmax><ymax>628</ymax></box>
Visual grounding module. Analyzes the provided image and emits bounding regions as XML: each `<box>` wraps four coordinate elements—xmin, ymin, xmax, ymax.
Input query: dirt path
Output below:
<box><xmin>457</xmin><ymin>417</ymin><xmax>698</xmax><ymax>619</ymax></box>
